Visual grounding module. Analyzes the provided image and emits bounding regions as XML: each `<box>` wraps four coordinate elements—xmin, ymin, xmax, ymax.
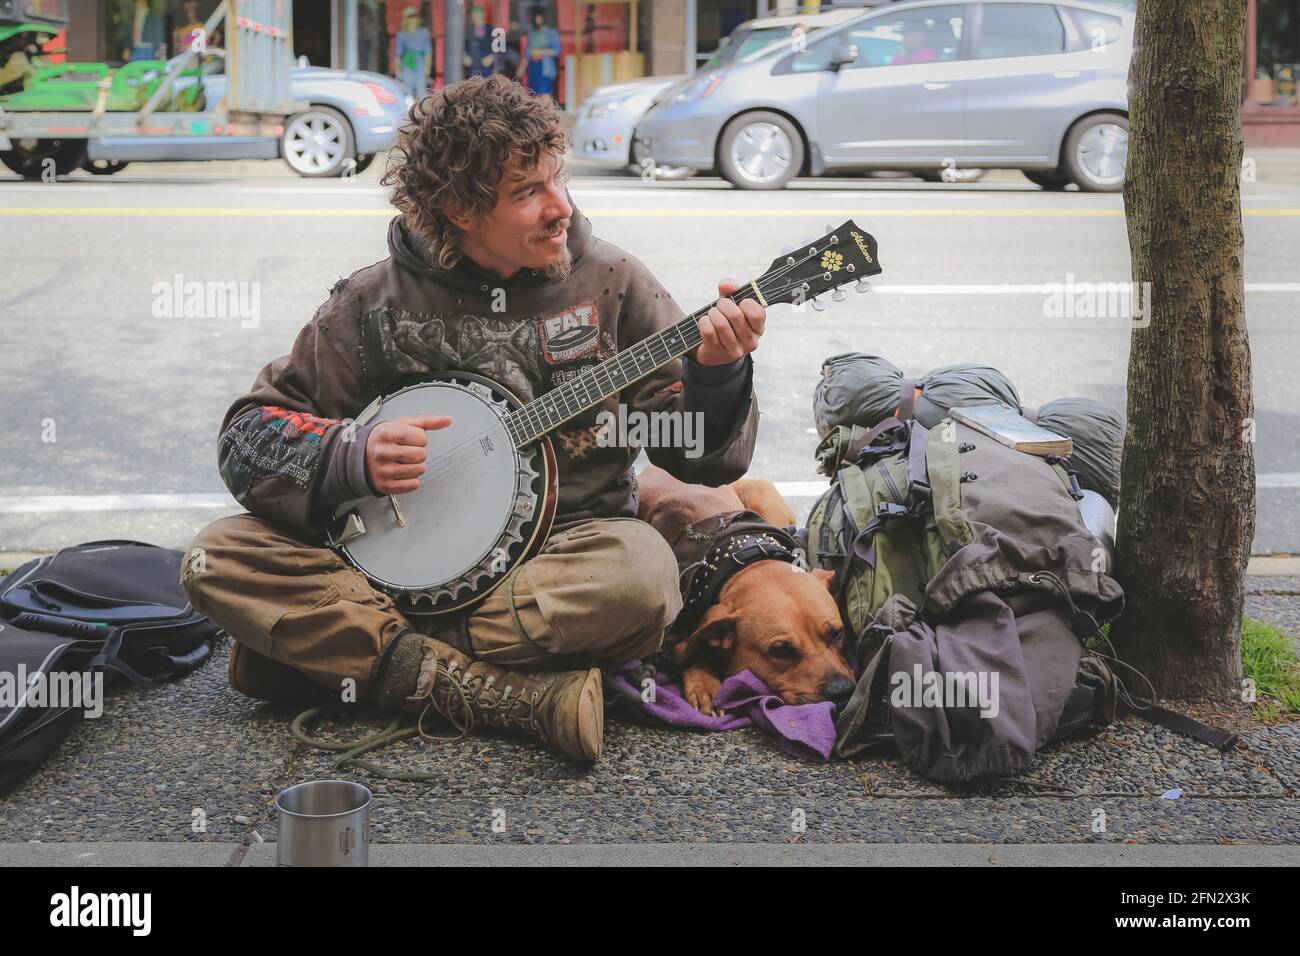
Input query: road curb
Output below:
<box><xmin>4</xmin><ymin>841</ymin><xmax>1299</xmax><ymax>867</ymax></box>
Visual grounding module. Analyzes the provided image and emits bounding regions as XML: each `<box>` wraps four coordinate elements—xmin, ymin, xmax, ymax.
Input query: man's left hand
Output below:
<box><xmin>692</xmin><ymin>278</ymin><xmax>765</xmax><ymax>366</ymax></box>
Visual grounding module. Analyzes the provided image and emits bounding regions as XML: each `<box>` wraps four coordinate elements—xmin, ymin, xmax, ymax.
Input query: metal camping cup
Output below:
<box><xmin>275</xmin><ymin>779</ymin><xmax>372</xmax><ymax>867</ymax></box>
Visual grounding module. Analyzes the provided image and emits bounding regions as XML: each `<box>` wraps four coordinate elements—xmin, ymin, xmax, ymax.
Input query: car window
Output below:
<box><xmin>727</xmin><ymin>26</ymin><xmax>796</xmax><ymax>62</ymax></box>
<box><xmin>1063</xmin><ymin>7</ymin><xmax>1124</xmax><ymax>50</ymax></box>
<box><xmin>848</xmin><ymin>7</ymin><xmax>967</xmax><ymax>67</ymax></box>
<box><xmin>974</xmin><ymin>3</ymin><xmax>1066</xmax><ymax>58</ymax></box>
<box><xmin>781</xmin><ymin>6</ymin><xmax>966</xmax><ymax>73</ymax></box>
<box><xmin>704</xmin><ymin>25</ymin><xmax>798</xmax><ymax>69</ymax></box>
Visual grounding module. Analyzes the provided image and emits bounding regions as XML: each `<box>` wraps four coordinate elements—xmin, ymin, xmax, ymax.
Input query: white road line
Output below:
<box><xmin>3</xmin><ymin>476</ymin><xmax>1299</xmax><ymax>513</ymax></box>
<box><xmin>0</xmin><ymin>493</ymin><xmax>237</xmax><ymax>513</ymax></box>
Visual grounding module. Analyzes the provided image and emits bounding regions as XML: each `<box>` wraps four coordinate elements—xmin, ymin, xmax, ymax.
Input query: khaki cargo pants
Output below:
<box><xmin>181</xmin><ymin>513</ymin><xmax>682</xmax><ymax>696</ymax></box>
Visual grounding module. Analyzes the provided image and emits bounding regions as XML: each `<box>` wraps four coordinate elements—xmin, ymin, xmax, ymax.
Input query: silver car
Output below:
<box><xmin>634</xmin><ymin>0</ymin><xmax>1134</xmax><ymax>191</ymax></box>
<box><xmin>82</xmin><ymin>52</ymin><xmax>410</xmax><ymax>178</ymax></box>
<box><xmin>570</xmin><ymin>6</ymin><xmax>873</xmax><ymax>178</ymax></box>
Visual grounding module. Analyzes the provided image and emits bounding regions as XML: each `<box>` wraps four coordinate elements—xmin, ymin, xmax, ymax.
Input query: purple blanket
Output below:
<box><xmin>606</xmin><ymin>662</ymin><xmax>838</xmax><ymax>761</ymax></box>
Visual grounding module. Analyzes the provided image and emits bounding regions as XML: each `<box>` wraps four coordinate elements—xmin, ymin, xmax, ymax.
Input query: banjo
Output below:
<box><xmin>329</xmin><ymin>220</ymin><xmax>882</xmax><ymax>615</ymax></box>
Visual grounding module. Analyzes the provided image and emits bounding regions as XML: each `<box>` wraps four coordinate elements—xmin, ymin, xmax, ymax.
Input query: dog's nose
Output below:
<box><xmin>820</xmin><ymin>675</ymin><xmax>856</xmax><ymax>708</ymax></box>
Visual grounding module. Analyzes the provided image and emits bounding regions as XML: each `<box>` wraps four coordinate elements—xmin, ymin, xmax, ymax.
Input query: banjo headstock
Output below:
<box><xmin>753</xmin><ymin>220</ymin><xmax>882</xmax><ymax>307</ymax></box>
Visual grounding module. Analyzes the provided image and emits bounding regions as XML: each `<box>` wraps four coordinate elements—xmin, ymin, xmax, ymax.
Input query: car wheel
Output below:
<box><xmin>0</xmin><ymin>138</ymin><xmax>88</xmax><ymax>180</ymax></box>
<box><xmin>281</xmin><ymin>105</ymin><xmax>356</xmax><ymax>178</ymax></box>
<box><xmin>82</xmin><ymin>158</ymin><xmax>131</xmax><ymax>176</ymax></box>
<box><xmin>717</xmin><ymin>111</ymin><xmax>803</xmax><ymax>190</ymax></box>
<box><xmin>1023</xmin><ymin>169</ymin><xmax>1073</xmax><ymax>190</ymax></box>
<box><xmin>628</xmin><ymin>140</ymin><xmax>695</xmax><ymax>181</ymax></box>
<box><xmin>1061</xmin><ymin>113</ymin><xmax>1128</xmax><ymax>193</ymax></box>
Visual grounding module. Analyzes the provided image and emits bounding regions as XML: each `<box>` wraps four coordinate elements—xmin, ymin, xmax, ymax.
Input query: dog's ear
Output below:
<box><xmin>680</xmin><ymin>604</ymin><xmax>736</xmax><ymax>664</ymax></box>
<box><xmin>812</xmin><ymin>568</ymin><xmax>836</xmax><ymax>591</ymax></box>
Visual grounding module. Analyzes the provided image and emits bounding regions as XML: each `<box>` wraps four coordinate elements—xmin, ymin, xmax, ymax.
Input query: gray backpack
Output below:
<box><xmin>807</xmin><ymin>415</ymin><xmax>1125</xmax><ymax>782</ymax></box>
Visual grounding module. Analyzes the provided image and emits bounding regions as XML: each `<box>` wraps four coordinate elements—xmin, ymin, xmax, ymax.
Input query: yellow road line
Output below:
<box><xmin>0</xmin><ymin>206</ymin><xmax>1296</xmax><ymax>218</ymax></box>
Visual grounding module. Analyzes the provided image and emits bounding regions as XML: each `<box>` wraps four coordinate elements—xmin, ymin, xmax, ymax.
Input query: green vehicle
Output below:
<box><xmin>0</xmin><ymin>0</ymin><xmax>85</xmax><ymax>174</ymax></box>
<box><xmin>1</xmin><ymin>0</ymin><xmax>295</xmax><ymax>179</ymax></box>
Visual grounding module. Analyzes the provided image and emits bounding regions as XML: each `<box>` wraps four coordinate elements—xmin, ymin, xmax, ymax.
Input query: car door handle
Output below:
<box><xmin>1053</xmin><ymin>69</ymin><xmax>1081</xmax><ymax>78</ymax></box>
<box><xmin>923</xmin><ymin>80</ymin><xmax>951</xmax><ymax>91</ymax></box>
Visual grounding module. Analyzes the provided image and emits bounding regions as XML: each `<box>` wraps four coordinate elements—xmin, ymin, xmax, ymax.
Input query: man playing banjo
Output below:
<box><xmin>183</xmin><ymin>76</ymin><xmax>765</xmax><ymax>762</ymax></box>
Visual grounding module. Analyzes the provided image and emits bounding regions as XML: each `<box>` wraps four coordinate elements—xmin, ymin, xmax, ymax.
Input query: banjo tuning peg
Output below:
<box><xmin>854</xmin><ymin>279</ymin><xmax>873</xmax><ymax>294</ymax></box>
<box><xmin>810</xmin><ymin>297</ymin><xmax>826</xmax><ymax>312</ymax></box>
<box><xmin>831</xmin><ymin>288</ymin><xmax>847</xmax><ymax>302</ymax></box>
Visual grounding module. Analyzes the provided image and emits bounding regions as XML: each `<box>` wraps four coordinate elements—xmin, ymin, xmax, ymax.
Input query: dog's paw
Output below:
<box><xmin>682</xmin><ymin>666</ymin><xmax>723</xmax><ymax>717</ymax></box>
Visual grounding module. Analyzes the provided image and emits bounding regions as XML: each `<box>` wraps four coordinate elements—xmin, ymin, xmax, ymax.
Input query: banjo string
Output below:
<box><xmin>394</xmin><ymin>248</ymin><xmax>836</xmax><ymax>502</ymax></box>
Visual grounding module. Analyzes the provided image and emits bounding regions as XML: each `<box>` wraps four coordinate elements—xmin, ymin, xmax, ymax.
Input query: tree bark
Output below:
<box><xmin>1114</xmin><ymin>0</ymin><xmax>1254</xmax><ymax>700</ymax></box>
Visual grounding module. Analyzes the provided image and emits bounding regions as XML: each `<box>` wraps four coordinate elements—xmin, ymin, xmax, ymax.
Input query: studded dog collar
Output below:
<box><xmin>670</xmin><ymin>510</ymin><xmax>802</xmax><ymax>639</ymax></box>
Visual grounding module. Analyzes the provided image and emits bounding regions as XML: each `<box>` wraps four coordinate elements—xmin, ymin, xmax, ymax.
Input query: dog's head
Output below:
<box><xmin>682</xmin><ymin>563</ymin><xmax>856</xmax><ymax>707</ymax></box>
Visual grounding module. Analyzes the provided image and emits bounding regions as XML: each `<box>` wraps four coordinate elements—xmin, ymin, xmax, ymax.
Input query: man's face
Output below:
<box><xmin>455</xmin><ymin>150</ymin><xmax>573</xmax><ymax>281</ymax></box>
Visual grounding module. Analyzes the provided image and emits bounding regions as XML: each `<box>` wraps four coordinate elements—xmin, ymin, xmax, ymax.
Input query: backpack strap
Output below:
<box><xmin>897</xmin><ymin>378</ymin><xmax>920</xmax><ymax>421</ymax></box>
<box><xmin>845</xmin><ymin>416</ymin><xmax>907</xmax><ymax>463</ymax></box>
<box><xmin>1123</xmin><ymin>702</ymin><xmax>1240</xmax><ymax>751</ymax></box>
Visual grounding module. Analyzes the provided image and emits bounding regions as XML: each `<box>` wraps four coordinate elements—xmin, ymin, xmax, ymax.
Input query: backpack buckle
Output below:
<box><xmin>874</xmin><ymin>502</ymin><xmax>909</xmax><ymax>519</ymax></box>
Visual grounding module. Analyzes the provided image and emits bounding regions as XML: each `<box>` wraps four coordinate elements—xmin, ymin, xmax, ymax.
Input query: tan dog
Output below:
<box><xmin>637</xmin><ymin>465</ymin><xmax>856</xmax><ymax>715</ymax></box>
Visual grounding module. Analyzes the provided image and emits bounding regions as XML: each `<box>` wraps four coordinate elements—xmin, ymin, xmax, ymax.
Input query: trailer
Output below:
<box><xmin>0</xmin><ymin>0</ymin><xmax>300</xmax><ymax>178</ymax></box>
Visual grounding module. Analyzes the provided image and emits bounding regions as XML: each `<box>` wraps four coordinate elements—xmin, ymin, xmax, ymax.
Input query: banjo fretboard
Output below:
<box><xmin>501</xmin><ymin>220</ymin><xmax>880</xmax><ymax>448</ymax></box>
<box><xmin>503</xmin><ymin>288</ymin><xmax>763</xmax><ymax>448</ymax></box>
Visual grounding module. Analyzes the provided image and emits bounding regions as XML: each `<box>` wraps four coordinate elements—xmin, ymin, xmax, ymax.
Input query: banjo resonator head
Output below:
<box><xmin>330</xmin><ymin>371</ymin><xmax>554</xmax><ymax>616</ymax></box>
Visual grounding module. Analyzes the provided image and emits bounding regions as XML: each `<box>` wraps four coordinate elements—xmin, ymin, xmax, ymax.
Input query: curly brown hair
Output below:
<box><xmin>382</xmin><ymin>75</ymin><xmax>569</xmax><ymax>271</ymax></box>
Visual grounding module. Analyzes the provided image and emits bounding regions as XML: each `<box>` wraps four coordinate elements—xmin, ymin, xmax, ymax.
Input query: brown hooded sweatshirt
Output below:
<box><xmin>216</xmin><ymin>198</ymin><xmax>760</xmax><ymax>539</ymax></box>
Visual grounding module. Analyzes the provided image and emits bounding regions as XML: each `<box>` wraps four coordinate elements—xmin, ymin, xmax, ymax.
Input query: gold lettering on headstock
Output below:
<box><xmin>850</xmin><ymin>230</ymin><xmax>874</xmax><ymax>263</ymax></box>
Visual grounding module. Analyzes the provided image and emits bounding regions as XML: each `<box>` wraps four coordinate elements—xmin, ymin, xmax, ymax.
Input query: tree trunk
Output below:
<box><xmin>1114</xmin><ymin>0</ymin><xmax>1254</xmax><ymax>700</ymax></box>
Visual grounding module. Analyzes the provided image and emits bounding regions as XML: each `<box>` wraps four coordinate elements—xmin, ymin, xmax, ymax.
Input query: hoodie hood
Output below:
<box><xmin>388</xmin><ymin>188</ymin><xmax>595</xmax><ymax>294</ymax></box>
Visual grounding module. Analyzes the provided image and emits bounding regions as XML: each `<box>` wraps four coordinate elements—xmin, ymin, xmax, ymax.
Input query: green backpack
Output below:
<box><xmin>806</xmin><ymin>416</ymin><xmax>991</xmax><ymax>644</ymax></box>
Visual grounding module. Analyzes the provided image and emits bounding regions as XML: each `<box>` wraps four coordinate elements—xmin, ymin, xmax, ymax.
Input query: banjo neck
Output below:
<box><xmin>503</xmin><ymin>219</ymin><xmax>881</xmax><ymax>449</ymax></box>
<box><xmin>504</xmin><ymin>295</ymin><xmax>738</xmax><ymax>449</ymax></box>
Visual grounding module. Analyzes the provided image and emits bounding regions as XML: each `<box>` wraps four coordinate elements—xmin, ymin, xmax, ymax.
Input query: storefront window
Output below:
<box><xmin>100</xmin><ymin>0</ymin><xmax>223</xmax><ymax>65</ymax></box>
<box><xmin>1258</xmin><ymin>0</ymin><xmax>1300</xmax><ymax>107</ymax></box>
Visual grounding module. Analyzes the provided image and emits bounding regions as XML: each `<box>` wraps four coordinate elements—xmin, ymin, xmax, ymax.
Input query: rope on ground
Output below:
<box><xmin>290</xmin><ymin>704</ymin><xmax>446</xmax><ymax>782</ymax></box>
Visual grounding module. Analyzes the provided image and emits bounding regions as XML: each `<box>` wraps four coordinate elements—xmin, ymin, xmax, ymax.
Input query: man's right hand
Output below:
<box><xmin>364</xmin><ymin>414</ymin><xmax>452</xmax><ymax>495</ymax></box>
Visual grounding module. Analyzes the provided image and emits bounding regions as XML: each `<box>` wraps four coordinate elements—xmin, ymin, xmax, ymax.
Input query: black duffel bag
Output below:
<box><xmin>0</xmin><ymin>540</ymin><xmax>220</xmax><ymax>794</ymax></box>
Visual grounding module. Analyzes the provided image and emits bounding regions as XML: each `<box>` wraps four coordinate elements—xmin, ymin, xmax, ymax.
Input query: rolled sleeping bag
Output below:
<box><xmin>1031</xmin><ymin>397</ymin><xmax>1125</xmax><ymax>507</ymax></box>
<box><xmin>911</xmin><ymin>363</ymin><xmax>1023</xmax><ymax>428</ymax></box>
<box><xmin>813</xmin><ymin>353</ymin><xmax>904</xmax><ymax>439</ymax></box>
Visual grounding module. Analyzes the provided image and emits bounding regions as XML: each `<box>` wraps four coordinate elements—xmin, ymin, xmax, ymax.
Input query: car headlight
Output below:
<box><xmin>586</xmin><ymin>98</ymin><xmax>624</xmax><ymax>119</ymax></box>
<box><xmin>666</xmin><ymin>73</ymin><xmax>723</xmax><ymax>106</ymax></box>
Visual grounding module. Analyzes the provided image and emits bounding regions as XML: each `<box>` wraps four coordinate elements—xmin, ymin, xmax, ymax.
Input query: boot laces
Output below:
<box><xmin>412</xmin><ymin>653</ymin><xmax>542</xmax><ymax>741</ymax></box>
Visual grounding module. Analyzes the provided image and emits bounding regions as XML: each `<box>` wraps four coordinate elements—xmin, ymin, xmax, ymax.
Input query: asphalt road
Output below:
<box><xmin>1</xmin><ymin>165</ymin><xmax>1298</xmax><ymax>553</ymax></box>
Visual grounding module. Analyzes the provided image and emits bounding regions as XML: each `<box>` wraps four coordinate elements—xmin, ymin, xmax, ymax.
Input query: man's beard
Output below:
<box><xmin>543</xmin><ymin>246</ymin><xmax>573</xmax><ymax>282</ymax></box>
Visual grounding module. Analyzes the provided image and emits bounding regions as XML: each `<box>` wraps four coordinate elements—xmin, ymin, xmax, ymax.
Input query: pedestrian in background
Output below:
<box><xmin>464</xmin><ymin>5</ymin><xmax>499</xmax><ymax>78</ymax></box>
<box><xmin>172</xmin><ymin>0</ymin><xmax>205</xmax><ymax>56</ymax></box>
<box><xmin>123</xmin><ymin>0</ymin><xmax>164</xmax><ymax>62</ymax></box>
<box><xmin>524</xmin><ymin>6</ymin><xmax>561</xmax><ymax>99</ymax></box>
<box><xmin>393</xmin><ymin>6</ymin><xmax>433</xmax><ymax>101</ymax></box>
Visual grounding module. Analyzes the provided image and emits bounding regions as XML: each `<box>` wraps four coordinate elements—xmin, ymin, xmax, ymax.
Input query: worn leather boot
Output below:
<box><xmin>228</xmin><ymin>640</ymin><xmax>333</xmax><ymax>706</ymax></box>
<box><xmin>372</xmin><ymin>631</ymin><xmax>604</xmax><ymax>762</ymax></box>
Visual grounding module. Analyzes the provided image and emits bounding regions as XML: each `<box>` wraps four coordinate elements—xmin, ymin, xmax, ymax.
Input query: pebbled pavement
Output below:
<box><xmin>0</xmin><ymin>628</ymin><xmax>1295</xmax><ymax>848</ymax></box>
